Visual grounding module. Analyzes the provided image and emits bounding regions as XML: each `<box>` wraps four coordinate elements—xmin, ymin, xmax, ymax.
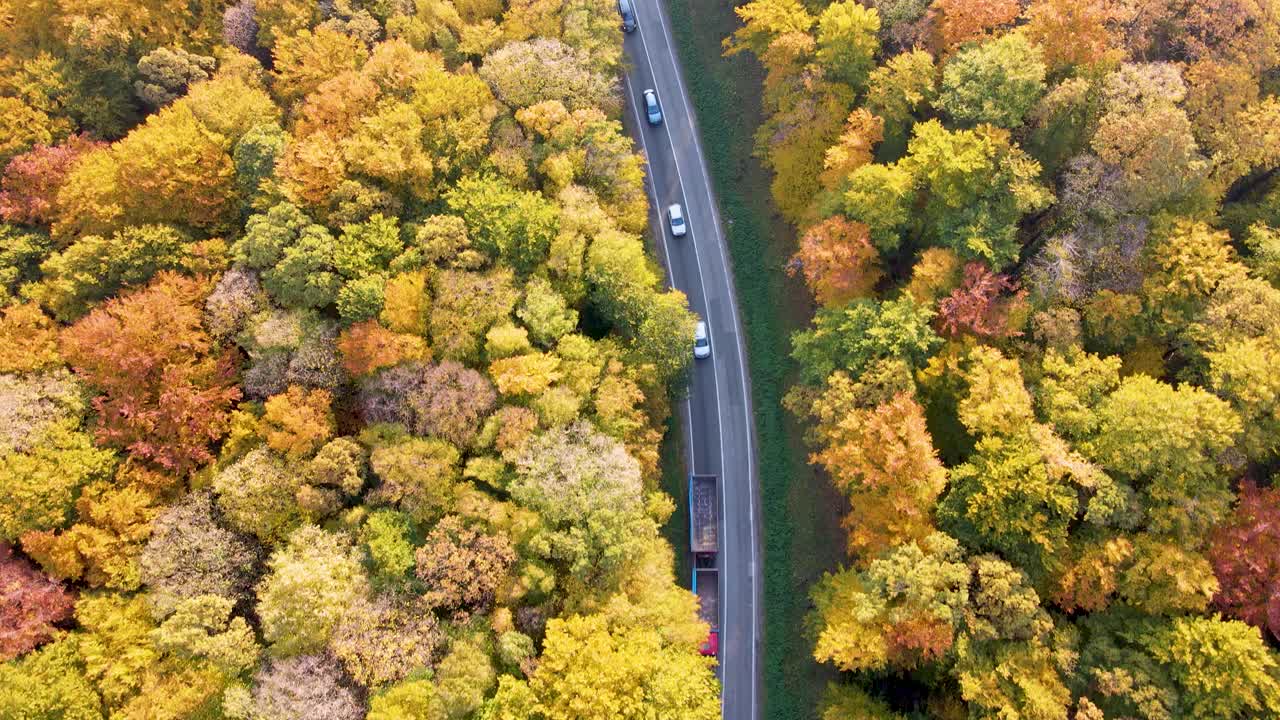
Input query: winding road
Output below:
<box><xmin>619</xmin><ymin>5</ymin><xmax>763</xmax><ymax>720</ymax></box>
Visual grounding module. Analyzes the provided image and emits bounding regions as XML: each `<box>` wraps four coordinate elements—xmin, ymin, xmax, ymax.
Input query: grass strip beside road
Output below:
<box><xmin>660</xmin><ymin>412</ymin><xmax>692</xmax><ymax>585</ymax></box>
<box><xmin>663</xmin><ymin>1</ymin><xmax>844</xmax><ymax>717</ymax></box>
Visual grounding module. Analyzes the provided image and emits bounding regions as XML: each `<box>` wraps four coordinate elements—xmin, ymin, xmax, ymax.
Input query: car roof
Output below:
<box><xmin>644</xmin><ymin>89</ymin><xmax>655</xmax><ymax>97</ymax></box>
<box><xmin>669</xmin><ymin>203</ymin><xmax>682</xmax><ymax>215</ymax></box>
<box><xmin>695</xmin><ymin>320</ymin><xmax>707</xmax><ymax>334</ymax></box>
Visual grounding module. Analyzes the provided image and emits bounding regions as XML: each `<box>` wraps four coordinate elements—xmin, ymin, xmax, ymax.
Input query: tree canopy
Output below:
<box><xmin>0</xmin><ymin>2</ymin><xmax>713</xmax><ymax>714</ymax></box>
<box><xmin>729</xmin><ymin>0</ymin><xmax>1280</xmax><ymax>715</ymax></box>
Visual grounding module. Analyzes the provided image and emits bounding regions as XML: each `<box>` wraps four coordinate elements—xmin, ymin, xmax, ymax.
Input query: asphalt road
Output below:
<box><xmin>619</xmin><ymin>5</ymin><xmax>763</xmax><ymax>720</ymax></box>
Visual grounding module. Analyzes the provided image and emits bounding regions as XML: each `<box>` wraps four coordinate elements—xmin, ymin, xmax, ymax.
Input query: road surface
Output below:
<box><xmin>619</xmin><ymin>5</ymin><xmax>763</xmax><ymax>720</ymax></box>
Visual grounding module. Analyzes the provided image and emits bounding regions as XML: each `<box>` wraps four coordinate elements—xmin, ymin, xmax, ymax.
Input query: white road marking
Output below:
<box><xmin>622</xmin><ymin>73</ymin><xmax>700</xmax><ymax>478</ymax></box>
<box><xmin>631</xmin><ymin>9</ymin><xmax>753</xmax><ymax>717</ymax></box>
<box><xmin>645</xmin><ymin>5</ymin><xmax>761</xmax><ymax>717</ymax></box>
<box><xmin>631</xmin><ymin>26</ymin><xmax>732</xmax><ymax>602</ymax></box>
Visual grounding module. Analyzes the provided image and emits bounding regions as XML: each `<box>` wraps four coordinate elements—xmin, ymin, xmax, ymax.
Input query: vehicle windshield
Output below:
<box><xmin>672</xmin><ymin>216</ymin><xmax>684</xmax><ymax>225</ymax></box>
<box><xmin>695</xmin><ymin>337</ymin><xmax>708</xmax><ymax>346</ymax></box>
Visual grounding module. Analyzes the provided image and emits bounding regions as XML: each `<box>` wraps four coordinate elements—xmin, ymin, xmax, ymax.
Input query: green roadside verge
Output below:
<box><xmin>660</xmin><ymin>412</ymin><xmax>692</xmax><ymax>585</ymax></box>
<box><xmin>662</xmin><ymin>1</ymin><xmax>846</xmax><ymax>718</ymax></box>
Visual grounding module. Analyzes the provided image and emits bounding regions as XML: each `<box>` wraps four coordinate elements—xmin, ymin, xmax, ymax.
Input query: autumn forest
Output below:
<box><xmin>0</xmin><ymin>0</ymin><xmax>721</xmax><ymax>718</ymax></box>
<box><xmin>726</xmin><ymin>0</ymin><xmax>1280</xmax><ymax>718</ymax></box>
<box><xmin>6</xmin><ymin>0</ymin><xmax>1280</xmax><ymax>718</ymax></box>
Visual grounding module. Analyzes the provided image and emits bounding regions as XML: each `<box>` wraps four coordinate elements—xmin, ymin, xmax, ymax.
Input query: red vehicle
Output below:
<box><xmin>689</xmin><ymin>474</ymin><xmax>719</xmax><ymax>657</ymax></box>
<box><xmin>693</xmin><ymin>567</ymin><xmax>719</xmax><ymax>656</ymax></box>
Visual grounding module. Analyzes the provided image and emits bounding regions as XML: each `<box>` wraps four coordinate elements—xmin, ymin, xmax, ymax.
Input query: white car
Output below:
<box><xmin>693</xmin><ymin>321</ymin><xmax>711</xmax><ymax>359</ymax></box>
<box><xmin>668</xmin><ymin>203</ymin><xmax>687</xmax><ymax>237</ymax></box>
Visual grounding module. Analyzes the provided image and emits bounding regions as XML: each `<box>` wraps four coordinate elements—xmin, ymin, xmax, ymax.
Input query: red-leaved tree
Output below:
<box><xmin>1209</xmin><ymin>481</ymin><xmax>1280</xmax><ymax>641</ymax></box>
<box><xmin>60</xmin><ymin>272</ymin><xmax>241</xmax><ymax>476</ymax></box>
<box><xmin>0</xmin><ymin>543</ymin><xmax>74</xmax><ymax>660</ymax></box>
<box><xmin>0</xmin><ymin>135</ymin><xmax>104</xmax><ymax>226</ymax></box>
<box><xmin>936</xmin><ymin>262</ymin><xmax>1024</xmax><ymax>339</ymax></box>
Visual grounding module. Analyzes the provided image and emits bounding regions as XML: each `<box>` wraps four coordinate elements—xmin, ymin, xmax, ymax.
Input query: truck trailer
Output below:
<box><xmin>688</xmin><ymin>474</ymin><xmax>720</xmax><ymax>657</ymax></box>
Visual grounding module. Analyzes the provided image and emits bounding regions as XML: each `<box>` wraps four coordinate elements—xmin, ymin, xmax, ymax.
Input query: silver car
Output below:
<box><xmin>668</xmin><ymin>203</ymin><xmax>687</xmax><ymax>237</ymax></box>
<box><xmin>693</xmin><ymin>321</ymin><xmax>710</xmax><ymax>359</ymax></box>
<box><xmin>643</xmin><ymin>88</ymin><xmax>663</xmax><ymax>125</ymax></box>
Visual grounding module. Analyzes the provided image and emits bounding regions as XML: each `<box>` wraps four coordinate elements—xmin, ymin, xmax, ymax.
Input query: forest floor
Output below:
<box><xmin>661</xmin><ymin>1</ymin><xmax>847</xmax><ymax>717</ymax></box>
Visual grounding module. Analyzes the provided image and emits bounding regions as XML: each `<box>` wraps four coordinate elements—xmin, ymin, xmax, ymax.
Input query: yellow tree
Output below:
<box><xmin>811</xmin><ymin>533</ymin><xmax>970</xmax><ymax>672</ymax></box>
<box><xmin>1023</xmin><ymin>0</ymin><xmax>1120</xmax><ymax>71</ymax></box>
<box><xmin>723</xmin><ymin>0</ymin><xmax>814</xmax><ymax>57</ymax></box>
<box><xmin>806</xmin><ymin>379</ymin><xmax>947</xmax><ymax>559</ymax></box>
<box><xmin>820</xmin><ymin>109</ymin><xmax>885</xmax><ymax>193</ymax></box>
<box><xmin>489</xmin><ymin>352</ymin><xmax>562</xmax><ymax>397</ymax></box>
<box><xmin>53</xmin><ymin>103</ymin><xmax>237</xmax><ymax>241</ymax></box>
<box><xmin>514</xmin><ymin>614</ymin><xmax>720</xmax><ymax>720</ymax></box>
<box><xmin>271</xmin><ymin>28</ymin><xmax>368</xmax><ymax>106</ymax></box>
<box><xmin>260</xmin><ymin>385</ymin><xmax>336</xmax><ymax>460</ymax></box>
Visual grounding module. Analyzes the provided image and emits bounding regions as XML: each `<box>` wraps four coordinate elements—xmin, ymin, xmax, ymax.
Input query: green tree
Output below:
<box><xmin>513</xmin><ymin>422</ymin><xmax>655</xmax><ymax>597</ymax></box>
<box><xmin>446</xmin><ymin>174</ymin><xmax>559</xmax><ymax>275</ymax></box>
<box><xmin>134</xmin><ymin>47</ymin><xmax>216</xmax><ymax>108</ymax></box>
<box><xmin>368</xmin><ymin>436</ymin><xmax>463</xmax><ymax>523</ymax></box>
<box><xmin>630</xmin><ymin>289</ymin><xmax>696</xmax><ymax>385</ymax></box>
<box><xmin>213</xmin><ymin>447</ymin><xmax>304</xmax><ymax>543</ymax></box>
<box><xmin>1034</xmin><ymin>349</ymin><xmax>1121</xmax><ymax>441</ymax></box>
<box><xmin>256</xmin><ymin>525</ymin><xmax>369</xmax><ymax>657</ymax></box>
<box><xmin>232</xmin><ymin>203</ymin><xmax>344</xmax><ymax>310</ymax></box>
<box><xmin>234</xmin><ymin>123</ymin><xmax>287</xmax><ymax>208</ymax></box>
<box><xmin>517</xmin><ymin>277</ymin><xmax>579</xmax><ymax>348</ymax></box>
<box><xmin>0</xmin><ymin>638</ymin><xmax>102</xmax><ymax>720</ymax></box>
<box><xmin>336</xmin><ymin>274</ymin><xmax>388</xmax><ymax>325</ymax></box>
<box><xmin>939</xmin><ymin>32</ymin><xmax>1047</xmax><ymax>128</ymax></box>
<box><xmin>792</xmin><ymin>295</ymin><xmax>941</xmax><ymax>384</ymax></box>
<box><xmin>939</xmin><ymin>431</ymin><xmax>1079</xmax><ymax>581</ymax></box>
<box><xmin>900</xmin><ymin>120</ymin><xmax>1053</xmax><ymax>268</ymax></box>
<box><xmin>335</xmin><ymin>214</ymin><xmax>404</xmax><ymax>281</ymax></box>
<box><xmin>151</xmin><ymin>595</ymin><xmax>260</xmax><ymax>673</ymax></box>
<box><xmin>1144</xmin><ymin>616</ymin><xmax>1280</xmax><ymax>718</ymax></box>
<box><xmin>864</xmin><ymin>50</ymin><xmax>936</xmax><ymax>148</ymax></box>
<box><xmin>1087</xmin><ymin>375</ymin><xmax>1240</xmax><ymax>536</ymax></box>
<box><xmin>29</xmin><ymin>224</ymin><xmax>209</xmax><ymax>322</ymax></box>
<box><xmin>0</xmin><ymin>419</ymin><xmax>115</xmax><ymax>541</ymax></box>
<box><xmin>359</xmin><ymin>509</ymin><xmax>419</xmax><ymax>591</ymax></box>
<box><xmin>841</xmin><ymin>162</ymin><xmax>916</xmax><ymax>252</ymax></box>
<box><xmin>265</xmin><ymin>225</ymin><xmax>342</xmax><ymax>309</ymax></box>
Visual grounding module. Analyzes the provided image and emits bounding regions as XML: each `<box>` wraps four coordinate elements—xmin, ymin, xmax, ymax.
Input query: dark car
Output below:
<box><xmin>643</xmin><ymin>88</ymin><xmax>662</xmax><ymax>125</ymax></box>
<box><xmin>618</xmin><ymin>0</ymin><xmax>636</xmax><ymax>32</ymax></box>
